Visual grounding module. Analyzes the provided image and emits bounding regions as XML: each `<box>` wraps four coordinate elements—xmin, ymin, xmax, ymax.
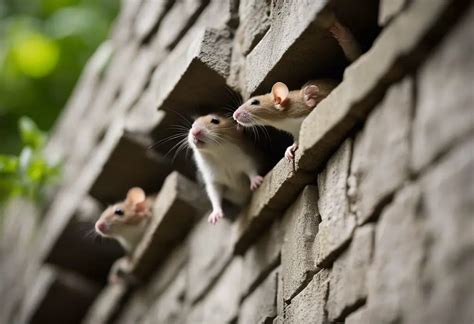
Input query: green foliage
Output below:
<box><xmin>0</xmin><ymin>0</ymin><xmax>119</xmax><ymax>154</ymax></box>
<box><xmin>0</xmin><ymin>117</ymin><xmax>60</xmax><ymax>204</ymax></box>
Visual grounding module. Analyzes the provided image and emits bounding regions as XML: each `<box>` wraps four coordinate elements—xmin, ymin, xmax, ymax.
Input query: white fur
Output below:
<box><xmin>113</xmin><ymin>220</ymin><xmax>148</xmax><ymax>253</ymax></box>
<box><xmin>267</xmin><ymin>117</ymin><xmax>306</xmax><ymax>140</ymax></box>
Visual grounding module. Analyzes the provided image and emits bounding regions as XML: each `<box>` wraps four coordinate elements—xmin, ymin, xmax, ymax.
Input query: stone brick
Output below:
<box><xmin>285</xmin><ymin>270</ymin><xmax>330</xmax><ymax>324</ymax></box>
<box><xmin>379</xmin><ymin>0</ymin><xmax>408</xmax><ymax>25</ymax></box>
<box><xmin>130</xmin><ymin>172</ymin><xmax>206</xmax><ymax>280</ymax></box>
<box><xmin>411</xmin><ymin>5</ymin><xmax>474</xmax><ymax>171</ymax></box>
<box><xmin>187</xmin><ymin>258</ymin><xmax>242</xmax><ymax>324</ymax></box>
<box><xmin>83</xmin><ymin>282</ymin><xmax>128</xmax><ymax>324</ymax></box>
<box><xmin>327</xmin><ymin>224</ymin><xmax>374</xmax><ymax>321</ymax></box>
<box><xmin>281</xmin><ymin>185</ymin><xmax>320</xmax><ymax>301</ymax></box>
<box><xmin>237</xmin><ymin>0</ymin><xmax>271</xmax><ymax>55</ymax></box>
<box><xmin>314</xmin><ymin>139</ymin><xmax>356</xmax><ymax>267</ymax></box>
<box><xmin>416</xmin><ymin>139</ymin><xmax>474</xmax><ymax>324</ymax></box>
<box><xmin>133</xmin><ymin>0</ymin><xmax>172</xmax><ymax>41</ymax></box>
<box><xmin>349</xmin><ymin>77</ymin><xmax>412</xmax><ymax>224</ymax></box>
<box><xmin>186</xmin><ymin>215</ymin><xmax>234</xmax><ymax>303</ymax></box>
<box><xmin>345</xmin><ymin>306</ymin><xmax>370</xmax><ymax>324</ymax></box>
<box><xmin>115</xmin><ymin>293</ymin><xmax>148</xmax><ymax>324</ymax></box>
<box><xmin>241</xmin><ymin>220</ymin><xmax>282</xmax><ymax>298</ymax></box>
<box><xmin>239</xmin><ymin>268</ymin><xmax>278</xmax><ymax>324</ymax></box>
<box><xmin>366</xmin><ymin>184</ymin><xmax>425</xmax><ymax>324</ymax></box>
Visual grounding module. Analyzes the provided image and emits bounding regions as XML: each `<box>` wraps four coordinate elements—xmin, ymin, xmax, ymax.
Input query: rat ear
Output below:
<box><xmin>125</xmin><ymin>187</ymin><xmax>146</xmax><ymax>206</ymax></box>
<box><xmin>272</xmin><ymin>82</ymin><xmax>289</xmax><ymax>108</ymax></box>
<box><xmin>134</xmin><ymin>200</ymin><xmax>149</xmax><ymax>214</ymax></box>
<box><xmin>303</xmin><ymin>85</ymin><xmax>320</xmax><ymax>107</ymax></box>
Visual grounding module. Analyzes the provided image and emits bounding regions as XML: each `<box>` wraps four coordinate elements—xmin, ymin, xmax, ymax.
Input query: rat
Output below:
<box><xmin>95</xmin><ymin>187</ymin><xmax>152</xmax><ymax>283</ymax></box>
<box><xmin>188</xmin><ymin>114</ymin><xmax>264</xmax><ymax>224</ymax></box>
<box><xmin>233</xmin><ymin>79</ymin><xmax>338</xmax><ymax>160</ymax></box>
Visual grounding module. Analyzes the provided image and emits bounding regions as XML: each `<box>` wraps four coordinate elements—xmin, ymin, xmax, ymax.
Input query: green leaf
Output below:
<box><xmin>19</xmin><ymin>116</ymin><xmax>45</xmax><ymax>150</ymax></box>
<box><xmin>0</xmin><ymin>155</ymin><xmax>19</xmax><ymax>173</ymax></box>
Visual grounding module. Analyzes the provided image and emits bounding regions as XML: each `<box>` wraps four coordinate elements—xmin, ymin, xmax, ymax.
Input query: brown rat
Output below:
<box><xmin>188</xmin><ymin>114</ymin><xmax>264</xmax><ymax>224</ymax></box>
<box><xmin>233</xmin><ymin>80</ymin><xmax>338</xmax><ymax>160</ymax></box>
<box><xmin>95</xmin><ymin>187</ymin><xmax>152</xmax><ymax>253</ymax></box>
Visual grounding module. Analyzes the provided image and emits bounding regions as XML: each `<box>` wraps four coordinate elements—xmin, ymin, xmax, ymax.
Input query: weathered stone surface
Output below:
<box><xmin>82</xmin><ymin>282</ymin><xmax>128</xmax><ymax>324</ymax></box>
<box><xmin>345</xmin><ymin>306</ymin><xmax>370</xmax><ymax>324</ymax></box>
<box><xmin>141</xmin><ymin>268</ymin><xmax>187</xmax><ymax>324</ymax></box>
<box><xmin>366</xmin><ymin>184</ymin><xmax>425</xmax><ymax>324</ymax></box>
<box><xmin>416</xmin><ymin>139</ymin><xmax>474</xmax><ymax>324</ymax></box>
<box><xmin>115</xmin><ymin>292</ymin><xmax>148</xmax><ymax>324</ymax></box>
<box><xmin>239</xmin><ymin>268</ymin><xmax>278</xmax><ymax>324</ymax></box>
<box><xmin>186</xmin><ymin>214</ymin><xmax>234</xmax><ymax>303</ymax></box>
<box><xmin>133</xmin><ymin>0</ymin><xmax>172</xmax><ymax>41</ymax></box>
<box><xmin>237</xmin><ymin>0</ymin><xmax>271</xmax><ymax>55</ymax></box>
<box><xmin>281</xmin><ymin>185</ymin><xmax>320</xmax><ymax>301</ymax></box>
<box><xmin>314</xmin><ymin>139</ymin><xmax>356</xmax><ymax>267</ymax></box>
<box><xmin>411</xmin><ymin>5</ymin><xmax>474</xmax><ymax>171</ymax></box>
<box><xmin>349</xmin><ymin>77</ymin><xmax>412</xmax><ymax>224</ymax></box>
<box><xmin>327</xmin><ymin>224</ymin><xmax>374</xmax><ymax>321</ymax></box>
<box><xmin>241</xmin><ymin>219</ymin><xmax>282</xmax><ymax>298</ymax></box>
<box><xmin>130</xmin><ymin>172</ymin><xmax>206</xmax><ymax>280</ymax></box>
<box><xmin>379</xmin><ymin>0</ymin><xmax>408</xmax><ymax>25</ymax></box>
<box><xmin>285</xmin><ymin>270</ymin><xmax>330</xmax><ymax>324</ymax></box>
<box><xmin>187</xmin><ymin>258</ymin><xmax>242</xmax><ymax>324</ymax></box>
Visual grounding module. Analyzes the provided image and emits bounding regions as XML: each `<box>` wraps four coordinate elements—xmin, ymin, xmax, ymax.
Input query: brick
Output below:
<box><xmin>366</xmin><ymin>184</ymin><xmax>425</xmax><ymax>324</ymax></box>
<box><xmin>115</xmin><ymin>293</ymin><xmax>148</xmax><ymax>324</ymax></box>
<box><xmin>411</xmin><ymin>5</ymin><xmax>474</xmax><ymax>171</ymax></box>
<box><xmin>83</xmin><ymin>282</ymin><xmax>128</xmax><ymax>324</ymax></box>
<box><xmin>327</xmin><ymin>224</ymin><xmax>374</xmax><ymax>321</ymax></box>
<box><xmin>345</xmin><ymin>306</ymin><xmax>370</xmax><ymax>324</ymax></box>
<box><xmin>187</xmin><ymin>258</ymin><xmax>242</xmax><ymax>324</ymax></box>
<box><xmin>416</xmin><ymin>139</ymin><xmax>474</xmax><ymax>324</ymax></box>
<box><xmin>281</xmin><ymin>185</ymin><xmax>320</xmax><ymax>301</ymax></box>
<box><xmin>241</xmin><ymin>220</ymin><xmax>282</xmax><ymax>298</ymax></box>
<box><xmin>130</xmin><ymin>172</ymin><xmax>206</xmax><ymax>280</ymax></box>
<box><xmin>285</xmin><ymin>270</ymin><xmax>330</xmax><ymax>324</ymax></box>
<box><xmin>349</xmin><ymin>77</ymin><xmax>412</xmax><ymax>224</ymax></box>
<box><xmin>133</xmin><ymin>0</ymin><xmax>172</xmax><ymax>41</ymax></box>
<box><xmin>379</xmin><ymin>0</ymin><xmax>408</xmax><ymax>25</ymax></box>
<box><xmin>239</xmin><ymin>268</ymin><xmax>278</xmax><ymax>324</ymax></box>
<box><xmin>237</xmin><ymin>0</ymin><xmax>271</xmax><ymax>55</ymax></box>
<box><xmin>186</xmin><ymin>215</ymin><xmax>234</xmax><ymax>303</ymax></box>
<box><xmin>314</xmin><ymin>139</ymin><xmax>356</xmax><ymax>267</ymax></box>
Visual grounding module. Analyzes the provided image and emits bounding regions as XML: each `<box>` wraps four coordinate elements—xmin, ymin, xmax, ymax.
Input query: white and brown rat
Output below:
<box><xmin>95</xmin><ymin>187</ymin><xmax>152</xmax><ymax>283</ymax></box>
<box><xmin>188</xmin><ymin>114</ymin><xmax>264</xmax><ymax>224</ymax></box>
<box><xmin>233</xmin><ymin>79</ymin><xmax>338</xmax><ymax>160</ymax></box>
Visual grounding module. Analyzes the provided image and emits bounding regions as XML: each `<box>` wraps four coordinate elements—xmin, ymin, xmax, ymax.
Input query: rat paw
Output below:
<box><xmin>285</xmin><ymin>143</ymin><xmax>298</xmax><ymax>161</ymax></box>
<box><xmin>250</xmin><ymin>175</ymin><xmax>264</xmax><ymax>191</ymax></box>
<box><xmin>208</xmin><ymin>209</ymin><xmax>224</xmax><ymax>224</ymax></box>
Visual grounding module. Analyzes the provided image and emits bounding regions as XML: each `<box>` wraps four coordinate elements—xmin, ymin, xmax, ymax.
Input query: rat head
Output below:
<box><xmin>95</xmin><ymin>187</ymin><xmax>151</xmax><ymax>251</ymax></box>
<box><xmin>188</xmin><ymin>114</ymin><xmax>241</xmax><ymax>151</ymax></box>
<box><xmin>233</xmin><ymin>82</ymin><xmax>323</xmax><ymax>126</ymax></box>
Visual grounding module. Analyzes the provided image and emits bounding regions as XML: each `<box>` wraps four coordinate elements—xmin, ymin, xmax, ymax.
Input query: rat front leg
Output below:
<box><xmin>329</xmin><ymin>19</ymin><xmax>361</xmax><ymax>62</ymax></box>
<box><xmin>248</xmin><ymin>170</ymin><xmax>264</xmax><ymax>191</ymax></box>
<box><xmin>285</xmin><ymin>142</ymin><xmax>299</xmax><ymax>161</ymax></box>
<box><xmin>206</xmin><ymin>182</ymin><xmax>224</xmax><ymax>224</ymax></box>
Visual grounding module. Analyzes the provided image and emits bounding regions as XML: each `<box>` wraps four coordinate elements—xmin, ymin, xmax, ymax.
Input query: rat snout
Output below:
<box><xmin>95</xmin><ymin>221</ymin><xmax>109</xmax><ymax>235</ymax></box>
<box><xmin>191</xmin><ymin>128</ymin><xmax>202</xmax><ymax>137</ymax></box>
<box><xmin>233</xmin><ymin>108</ymin><xmax>251</xmax><ymax>125</ymax></box>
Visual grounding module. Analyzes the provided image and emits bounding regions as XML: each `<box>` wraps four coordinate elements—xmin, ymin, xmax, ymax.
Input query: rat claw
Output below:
<box><xmin>285</xmin><ymin>143</ymin><xmax>298</xmax><ymax>161</ymax></box>
<box><xmin>208</xmin><ymin>209</ymin><xmax>224</xmax><ymax>224</ymax></box>
<box><xmin>250</xmin><ymin>175</ymin><xmax>264</xmax><ymax>191</ymax></box>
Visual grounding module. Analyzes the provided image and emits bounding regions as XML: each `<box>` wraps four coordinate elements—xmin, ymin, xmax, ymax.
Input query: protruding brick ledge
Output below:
<box><xmin>232</xmin><ymin>0</ymin><xmax>468</xmax><ymax>254</ymax></box>
<box><xmin>128</xmin><ymin>171</ymin><xmax>207</xmax><ymax>280</ymax></box>
<box><xmin>20</xmin><ymin>266</ymin><xmax>100</xmax><ymax>324</ymax></box>
<box><xmin>82</xmin><ymin>282</ymin><xmax>129</xmax><ymax>324</ymax></box>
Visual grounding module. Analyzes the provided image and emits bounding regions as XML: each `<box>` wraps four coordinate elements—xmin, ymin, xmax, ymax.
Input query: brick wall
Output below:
<box><xmin>1</xmin><ymin>0</ymin><xmax>473</xmax><ymax>323</ymax></box>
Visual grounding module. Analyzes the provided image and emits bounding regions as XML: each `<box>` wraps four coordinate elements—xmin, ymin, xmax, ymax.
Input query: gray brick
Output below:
<box><xmin>379</xmin><ymin>0</ymin><xmax>409</xmax><ymax>25</ymax></box>
<box><xmin>345</xmin><ymin>306</ymin><xmax>370</xmax><ymax>324</ymax></box>
<box><xmin>349</xmin><ymin>77</ymin><xmax>412</xmax><ymax>224</ymax></box>
<box><xmin>314</xmin><ymin>139</ymin><xmax>356</xmax><ymax>267</ymax></box>
<box><xmin>237</xmin><ymin>0</ymin><xmax>271</xmax><ymax>55</ymax></box>
<box><xmin>281</xmin><ymin>186</ymin><xmax>320</xmax><ymax>301</ymax></box>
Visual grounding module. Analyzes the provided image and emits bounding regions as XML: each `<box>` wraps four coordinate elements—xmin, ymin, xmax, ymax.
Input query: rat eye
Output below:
<box><xmin>211</xmin><ymin>117</ymin><xmax>220</xmax><ymax>124</ymax></box>
<box><xmin>251</xmin><ymin>99</ymin><xmax>260</xmax><ymax>105</ymax></box>
<box><xmin>114</xmin><ymin>208</ymin><xmax>124</xmax><ymax>216</ymax></box>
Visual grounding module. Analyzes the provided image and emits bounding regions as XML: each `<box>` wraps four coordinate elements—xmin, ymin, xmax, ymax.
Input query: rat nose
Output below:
<box><xmin>96</xmin><ymin>222</ymin><xmax>109</xmax><ymax>234</ymax></box>
<box><xmin>191</xmin><ymin>128</ymin><xmax>202</xmax><ymax>137</ymax></box>
<box><xmin>233</xmin><ymin>110</ymin><xmax>241</xmax><ymax>120</ymax></box>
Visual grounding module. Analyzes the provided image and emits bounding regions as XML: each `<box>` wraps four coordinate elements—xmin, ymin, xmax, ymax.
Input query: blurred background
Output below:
<box><xmin>0</xmin><ymin>0</ymin><xmax>119</xmax><ymax>203</ymax></box>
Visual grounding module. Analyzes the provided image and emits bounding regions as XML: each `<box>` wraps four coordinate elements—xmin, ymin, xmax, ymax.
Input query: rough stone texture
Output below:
<box><xmin>345</xmin><ymin>306</ymin><xmax>370</xmax><ymax>324</ymax></box>
<box><xmin>82</xmin><ymin>282</ymin><xmax>128</xmax><ymax>324</ymax></box>
<box><xmin>411</xmin><ymin>5</ymin><xmax>474</xmax><ymax>172</ymax></box>
<box><xmin>349</xmin><ymin>77</ymin><xmax>412</xmax><ymax>224</ymax></box>
<box><xmin>187</xmin><ymin>258</ymin><xmax>242</xmax><ymax>324</ymax></box>
<box><xmin>133</xmin><ymin>0</ymin><xmax>172</xmax><ymax>41</ymax></box>
<box><xmin>417</xmin><ymin>139</ymin><xmax>474</xmax><ymax>324</ymax></box>
<box><xmin>327</xmin><ymin>224</ymin><xmax>375</xmax><ymax>321</ymax></box>
<box><xmin>281</xmin><ymin>185</ymin><xmax>320</xmax><ymax>302</ymax></box>
<box><xmin>366</xmin><ymin>184</ymin><xmax>425</xmax><ymax>324</ymax></box>
<box><xmin>239</xmin><ymin>268</ymin><xmax>278</xmax><ymax>324</ymax></box>
<box><xmin>241</xmin><ymin>219</ymin><xmax>282</xmax><ymax>298</ymax></box>
<box><xmin>237</xmin><ymin>0</ymin><xmax>271</xmax><ymax>56</ymax></box>
<box><xmin>379</xmin><ymin>0</ymin><xmax>409</xmax><ymax>25</ymax></box>
<box><xmin>314</xmin><ymin>139</ymin><xmax>356</xmax><ymax>267</ymax></box>
<box><xmin>186</xmin><ymin>214</ymin><xmax>234</xmax><ymax>303</ymax></box>
<box><xmin>285</xmin><ymin>270</ymin><xmax>330</xmax><ymax>324</ymax></box>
